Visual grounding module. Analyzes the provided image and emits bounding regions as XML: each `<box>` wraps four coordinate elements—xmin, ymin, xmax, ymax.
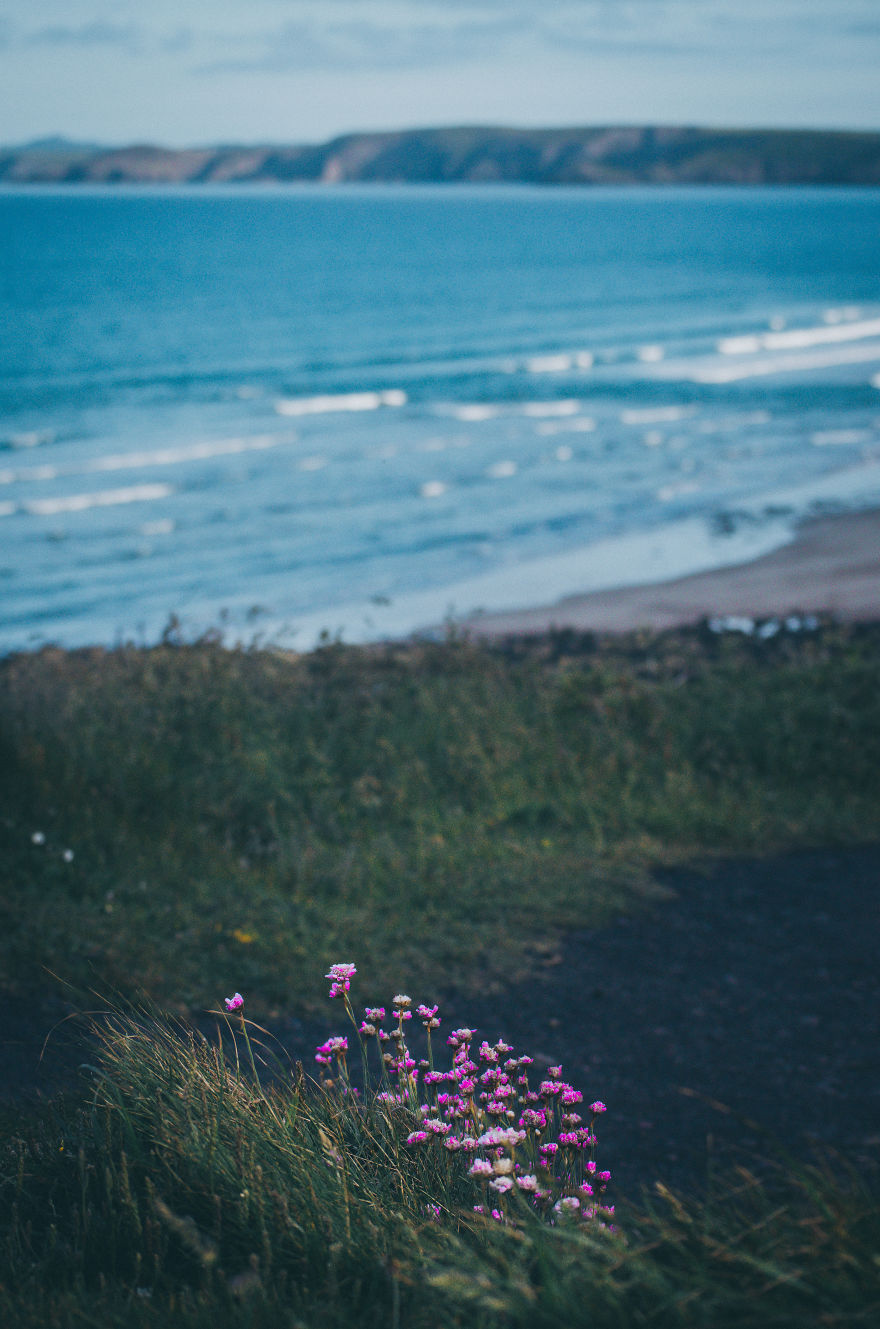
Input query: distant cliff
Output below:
<box><xmin>3</xmin><ymin>125</ymin><xmax>880</xmax><ymax>186</ymax></box>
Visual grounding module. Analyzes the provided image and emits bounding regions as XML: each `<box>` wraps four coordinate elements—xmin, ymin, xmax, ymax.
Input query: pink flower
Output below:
<box><xmin>489</xmin><ymin>1175</ymin><xmax>513</xmax><ymax>1193</ymax></box>
<box><xmin>325</xmin><ymin>963</ymin><xmax>356</xmax><ymax>998</ymax></box>
<box><xmin>539</xmin><ymin>1080</ymin><xmax>563</xmax><ymax>1097</ymax></box>
<box><xmin>589</xmin><ymin>1101</ymin><xmax>607</xmax><ymax>1114</ymax></box>
<box><xmin>326</xmin><ymin>963</ymin><xmax>357</xmax><ymax>982</ymax></box>
<box><xmin>469</xmin><ymin>1159</ymin><xmax>493</xmax><ymax>1178</ymax></box>
<box><xmin>315</xmin><ymin>1035</ymin><xmax>348</xmax><ymax>1064</ymax></box>
<box><xmin>224</xmin><ymin>993</ymin><xmax>244</xmax><ymax>1012</ymax></box>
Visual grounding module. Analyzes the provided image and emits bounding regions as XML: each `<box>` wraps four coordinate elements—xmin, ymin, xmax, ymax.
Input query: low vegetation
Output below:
<box><xmin>3</xmin><ymin>622</ymin><xmax>879</xmax><ymax>1323</ymax></box>
<box><xmin>2</xmin><ymin>983</ymin><xmax>877</xmax><ymax>1327</ymax></box>
<box><xmin>2</xmin><ymin>622</ymin><xmax>880</xmax><ymax>1014</ymax></box>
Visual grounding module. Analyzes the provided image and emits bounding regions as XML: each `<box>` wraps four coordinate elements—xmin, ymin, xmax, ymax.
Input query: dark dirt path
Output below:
<box><xmin>439</xmin><ymin>844</ymin><xmax>880</xmax><ymax>1197</ymax></box>
<box><xmin>5</xmin><ymin>845</ymin><xmax>879</xmax><ymax>1200</ymax></box>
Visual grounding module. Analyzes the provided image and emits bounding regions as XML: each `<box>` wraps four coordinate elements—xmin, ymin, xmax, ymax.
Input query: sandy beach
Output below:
<box><xmin>464</xmin><ymin>507</ymin><xmax>880</xmax><ymax>638</ymax></box>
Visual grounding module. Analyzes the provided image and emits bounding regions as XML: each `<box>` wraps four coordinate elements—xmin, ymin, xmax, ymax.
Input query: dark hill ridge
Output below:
<box><xmin>2</xmin><ymin>124</ymin><xmax>880</xmax><ymax>185</ymax></box>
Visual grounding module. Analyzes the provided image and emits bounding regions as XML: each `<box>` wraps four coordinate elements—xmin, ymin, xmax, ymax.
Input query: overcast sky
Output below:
<box><xmin>2</xmin><ymin>1</ymin><xmax>879</xmax><ymax>146</ymax></box>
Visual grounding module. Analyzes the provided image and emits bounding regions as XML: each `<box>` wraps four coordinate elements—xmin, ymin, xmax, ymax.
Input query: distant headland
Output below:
<box><xmin>2</xmin><ymin>125</ymin><xmax>880</xmax><ymax>186</ymax></box>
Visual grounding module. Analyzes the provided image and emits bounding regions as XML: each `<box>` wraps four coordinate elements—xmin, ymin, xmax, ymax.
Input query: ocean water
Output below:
<box><xmin>1</xmin><ymin>184</ymin><xmax>879</xmax><ymax>652</ymax></box>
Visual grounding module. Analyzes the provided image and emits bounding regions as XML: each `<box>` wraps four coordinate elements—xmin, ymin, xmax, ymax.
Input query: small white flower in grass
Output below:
<box><xmin>31</xmin><ymin>832</ymin><xmax>45</xmax><ymax>845</ymax></box>
<box><xmin>62</xmin><ymin>849</ymin><xmax>74</xmax><ymax>863</ymax></box>
<box><xmin>492</xmin><ymin>1157</ymin><xmax>514</xmax><ymax>1175</ymax></box>
<box><xmin>489</xmin><ymin>1176</ymin><xmax>513</xmax><ymax>1193</ymax></box>
<box><xmin>468</xmin><ymin>1159</ymin><xmax>493</xmax><ymax>1178</ymax></box>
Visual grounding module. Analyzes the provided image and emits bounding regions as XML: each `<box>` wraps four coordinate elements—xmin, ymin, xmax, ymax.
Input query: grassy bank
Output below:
<box><xmin>2</xmin><ymin>621</ymin><xmax>879</xmax><ymax>1015</ymax></box>
<box><xmin>2</xmin><ymin>1008</ymin><xmax>877</xmax><ymax>1328</ymax></box>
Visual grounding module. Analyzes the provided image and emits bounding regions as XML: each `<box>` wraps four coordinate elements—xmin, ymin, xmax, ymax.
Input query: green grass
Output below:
<box><xmin>2</xmin><ymin>623</ymin><xmax>880</xmax><ymax>1014</ymax></box>
<box><xmin>2</xmin><ymin>1009</ymin><xmax>877</xmax><ymax>1327</ymax></box>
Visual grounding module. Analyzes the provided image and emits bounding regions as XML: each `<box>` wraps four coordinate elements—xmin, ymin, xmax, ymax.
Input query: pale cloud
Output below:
<box><xmin>1</xmin><ymin>1</ymin><xmax>878</xmax><ymax>144</ymax></box>
<box><xmin>200</xmin><ymin>16</ymin><xmax>525</xmax><ymax>74</ymax></box>
<box><xmin>27</xmin><ymin>21</ymin><xmax>142</xmax><ymax>50</ymax></box>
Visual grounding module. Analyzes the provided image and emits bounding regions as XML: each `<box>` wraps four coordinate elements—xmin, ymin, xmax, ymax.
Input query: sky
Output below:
<box><xmin>1</xmin><ymin>1</ymin><xmax>879</xmax><ymax>147</ymax></box>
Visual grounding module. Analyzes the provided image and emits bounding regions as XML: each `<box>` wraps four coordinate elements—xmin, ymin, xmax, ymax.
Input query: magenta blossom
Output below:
<box><xmin>325</xmin><ymin>962</ymin><xmax>357</xmax><ymax>999</ymax></box>
<box><xmin>224</xmin><ymin>993</ymin><xmax>244</xmax><ymax>1012</ymax></box>
<box><xmin>315</xmin><ymin>1035</ymin><xmax>348</xmax><ymax>1065</ymax></box>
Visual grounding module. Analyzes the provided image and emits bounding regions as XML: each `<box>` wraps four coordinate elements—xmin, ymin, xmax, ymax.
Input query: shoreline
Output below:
<box><xmin>461</xmin><ymin>507</ymin><xmax>880</xmax><ymax>638</ymax></box>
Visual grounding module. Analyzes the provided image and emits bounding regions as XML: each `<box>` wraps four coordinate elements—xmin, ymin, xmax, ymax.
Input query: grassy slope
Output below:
<box><xmin>1</xmin><ymin>1010</ymin><xmax>877</xmax><ymax>1328</ymax></box>
<box><xmin>2</xmin><ymin>623</ymin><xmax>879</xmax><ymax>1016</ymax></box>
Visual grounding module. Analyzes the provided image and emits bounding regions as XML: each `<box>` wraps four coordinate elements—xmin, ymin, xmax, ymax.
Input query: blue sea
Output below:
<box><xmin>1</xmin><ymin>184</ymin><xmax>879</xmax><ymax>652</ymax></box>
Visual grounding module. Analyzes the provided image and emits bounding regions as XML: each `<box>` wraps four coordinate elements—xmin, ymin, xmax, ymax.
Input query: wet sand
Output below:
<box><xmin>464</xmin><ymin>508</ymin><xmax>880</xmax><ymax>637</ymax></box>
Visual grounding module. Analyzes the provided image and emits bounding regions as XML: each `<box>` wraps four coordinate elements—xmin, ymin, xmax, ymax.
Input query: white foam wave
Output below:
<box><xmin>298</xmin><ymin>457</ymin><xmax>327</xmax><ymax>471</ymax></box>
<box><xmin>536</xmin><ymin>417</ymin><xmax>597</xmax><ymax>436</ymax></box>
<box><xmin>87</xmin><ymin>435</ymin><xmax>281</xmax><ymax>472</ymax></box>
<box><xmin>486</xmin><ymin>460</ymin><xmax>517</xmax><ymax>479</ymax></box>
<box><xmin>554</xmin><ymin>445</ymin><xmax>573</xmax><ymax>461</ymax></box>
<box><xmin>3</xmin><ymin>435</ymin><xmax>288</xmax><ymax>485</ymax></box>
<box><xmin>0</xmin><ymin>465</ymin><xmax>59</xmax><ymax>485</ymax></box>
<box><xmin>719</xmin><ymin>317</ymin><xmax>880</xmax><ymax>356</ymax></box>
<box><xmin>657</xmin><ymin>481</ymin><xmax>701</xmax><ymax>503</ymax></box>
<box><xmin>637</xmin><ymin>345</ymin><xmax>665</xmax><ymax>363</ymax></box>
<box><xmin>522</xmin><ymin>400</ymin><xmax>580</xmax><ymax>418</ymax></box>
<box><xmin>659</xmin><ymin>342</ymin><xmax>880</xmax><ymax>384</ymax></box>
<box><xmin>140</xmin><ymin>518</ymin><xmax>175</xmax><ymax>536</ymax></box>
<box><xmin>524</xmin><ymin>351</ymin><xmax>593</xmax><ymax>374</ymax></box>
<box><xmin>0</xmin><ymin>501</ymin><xmax>15</xmax><ymax>518</ymax></box>
<box><xmin>275</xmin><ymin>389</ymin><xmax>406</xmax><ymax>417</ymax></box>
<box><xmin>23</xmin><ymin>484</ymin><xmax>174</xmax><ymax>516</ymax></box>
<box><xmin>823</xmin><ymin>306</ymin><xmax>862</xmax><ymax>325</ymax></box>
<box><xmin>621</xmin><ymin>406</ymin><xmax>692</xmax><ymax>425</ymax></box>
<box><xmin>811</xmin><ymin>429</ymin><xmax>872</xmax><ymax>447</ymax></box>
<box><xmin>526</xmin><ymin>354</ymin><xmax>572</xmax><ymax>373</ymax></box>
<box><xmin>5</xmin><ymin>430</ymin><xmax>55</xmax><ymax>450</ymax></box>
<box><xmin>448</xmin><ymin>404</ymin><xmax>500</xmax><ymax>422</ymax></box>
<box><xmin>420</xmin><ymin>480</ymin><xmax>448</xmax><ymax>498</ymax></box>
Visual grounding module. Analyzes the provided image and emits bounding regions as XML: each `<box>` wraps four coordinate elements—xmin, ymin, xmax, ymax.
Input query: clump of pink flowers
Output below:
<box><xmin>314</xmin><ymin>962</ymin><xmax>614</xmax><ymax>1230</ymax></box>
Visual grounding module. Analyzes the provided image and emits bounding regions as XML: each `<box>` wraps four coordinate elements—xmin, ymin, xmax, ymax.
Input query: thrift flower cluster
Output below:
<box><xmin>314</xmin><ymin>963</ymin><xmax>614</xmax><ymax>1229</ymax></box>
